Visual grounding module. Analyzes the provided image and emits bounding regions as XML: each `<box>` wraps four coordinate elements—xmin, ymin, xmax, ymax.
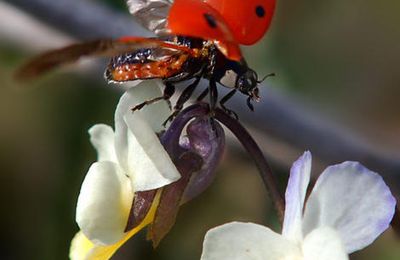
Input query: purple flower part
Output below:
<box><xmin>282</xmin><ymin>151</ymin><xmax>312</xmax><ymax>241</ymax></box>
<box><xmin>149</xmin><ymin>151</ymin><xmax>203</xmax><ymax>247</ymax></box>
<box><xmin>160</xmin><ymin>103</ymin><xmax>209</xmax><ymax>160</ymax></box>
<box><xmin>122</xmin><ymin>104</ymin><xmax>206</xmax><ymax>235</ymax></box>
<box><xmin>125</xmin><ymin>190</ymin><xmax>157</xmax><ymax>232</ymax></box>
<box><xmin>158</xmin><ymin>103</ymin><xmax>225</xmax><ymax>202</ymax></box>
<box><xmin>181</xmin><ymin>118</ymin><xmax>225</xmax><ymax>203</ymax></box>
<box><xmin>302</xmin><ymin>161</ymin><xmax>396</xmax><ymax>253</ymax></box>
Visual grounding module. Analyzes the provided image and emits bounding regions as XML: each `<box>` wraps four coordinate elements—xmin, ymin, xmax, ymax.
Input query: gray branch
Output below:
<box><xmin>5</xmin><ymin>0</ymin><xmax>151</xmax><ymax>39</ymax></box>
<box><xmin>6</xmin><ymin>0</ymin><xmax>400</xmax><ymax>189</ymax></box>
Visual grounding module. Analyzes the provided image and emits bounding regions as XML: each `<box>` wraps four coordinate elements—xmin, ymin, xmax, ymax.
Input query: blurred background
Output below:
<box><xmin>0</xmin><ymin>0</ymin><xmax>399</xmax><ymax>259</ymax></box>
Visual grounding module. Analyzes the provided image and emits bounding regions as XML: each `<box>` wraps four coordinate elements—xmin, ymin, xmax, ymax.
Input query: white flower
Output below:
<box><xmin>201</xmin><ymin>151</ymin><xmax>396</xmax><ymax>260</ymax></box>
<box><xmin>70</xmin><ymin>82</ymin><xmax>181</xmax><ymax>259</ymax></box>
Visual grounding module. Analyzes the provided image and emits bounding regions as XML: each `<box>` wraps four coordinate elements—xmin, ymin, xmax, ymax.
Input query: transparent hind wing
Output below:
<box><xmin>16</xmin><ymin>37</ymin><xmax>193</xmax><ymax>80</ymax></box>
<box><xmin>127</xmin><ymin>0</ymin><xmax>173</xmax><ymax>35</ymax></box>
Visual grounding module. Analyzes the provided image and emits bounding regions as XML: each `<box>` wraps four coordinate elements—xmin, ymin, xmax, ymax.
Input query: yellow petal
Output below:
<box><xmin>70</xmin><ymin>191</ymin><xmax>161</xmax><ymax>260</ymax></box>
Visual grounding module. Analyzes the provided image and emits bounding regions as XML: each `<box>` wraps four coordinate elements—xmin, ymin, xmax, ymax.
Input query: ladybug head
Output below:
<box><xmin>237</xmin><ymin>70</ymin><xmax>275</xmax><ymax>101</ymax></box>
<box><xmin>237</xmin><ymin>69</ymin><xmax>260</xmax><ymax>101</ymax></box>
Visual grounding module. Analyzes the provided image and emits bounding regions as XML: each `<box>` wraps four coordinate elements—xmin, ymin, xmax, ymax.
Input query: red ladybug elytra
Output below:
<box><xmin>167</xmin><ymin>0</ymin><xmax>276</xmax><ymax>59</ymax></box>
<box><xmin>204</xmin><ymin>0</ymin><xmax>276</xmax><ymax>45</ymax></box>
<box><xmin>17</xmin><ymin>0</ymin><xmax>276</xmax><ymax>120</ymax></box>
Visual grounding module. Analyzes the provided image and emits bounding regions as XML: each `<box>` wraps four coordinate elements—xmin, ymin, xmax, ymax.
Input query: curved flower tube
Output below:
<box><xmin>201</xmin><ymin>151</ymin><xmax>396</xmax><ymax>260</ymax></box>
<box><xmin>70</xmin><ymin>82</ymin><xmax>181</xmax><ymax>259</ymax></box>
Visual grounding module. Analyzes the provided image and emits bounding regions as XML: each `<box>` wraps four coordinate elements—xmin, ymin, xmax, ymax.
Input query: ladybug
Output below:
<box><xmin>17</xmin><ymin>0</ymin><xmax>276</xmax><ymax>119</ymax></box>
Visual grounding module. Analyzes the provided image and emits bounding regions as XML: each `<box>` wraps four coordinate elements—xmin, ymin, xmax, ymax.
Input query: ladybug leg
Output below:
<box><xmin>174</xmin><ymin>78</ymin><xmax>201</xmax><ymax>111</ymax></box>
<box><xmin>206</xmin><ymin>79</ymin><xmax>220</xmax><ymax>129</ymax></box>
<box><xmin>209</xmin><ymin>79</ymin><xmax>219</xmax><ymax>111</ymax></box>
<box><xmin>246</xmin><ymin>96</ymin><xmax>255</xmax><ymax>111</ymax></box>
<box><xmin>196</xmin><ymin>88</ymin><xmax>209</xmax><ymax>102</ymax></box>
<box><xmin>207</xmin><ymin>46</ymin><xmax>220</xmax><ymax>112</ymax></box>
<box><xmin>131</xmin><ymin>82</ymin><xmax>175</xmax><ymax>112</ymax></box>
<box><xmin>219</xmin><ymin>89</ymin><xmax>239</xmax><ymax>120</ymax></box>
<box><xmin>163</xmin><ymin>77</ymin><xmax>202</xmax><ymax>126</ymax></box>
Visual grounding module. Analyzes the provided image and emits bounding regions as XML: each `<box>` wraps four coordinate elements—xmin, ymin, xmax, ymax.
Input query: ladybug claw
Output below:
<box><xmin>224</xmin><ymin>107</ymin><xmax>239</xmax><ymax>120</ymax></box>
<box><xmin>163</xmin><ymin>110</ymin><xmax>179</xmax><ymax>127</ymax></box>
<box><xmin>220</xmin><ymin>104</ymin><xmax>239</xmax><ymax>120</ymax></box>
<box><xmin>131</xmin><ymin>103</ymin><xmax>146</xmax><ymax>112</ymax></box>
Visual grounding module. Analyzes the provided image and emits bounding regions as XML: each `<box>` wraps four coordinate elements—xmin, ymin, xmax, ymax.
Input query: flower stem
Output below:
<box><xmin>214</xmin><ymin>107</ymin><xmax>285</xmax><ymax>223</ymax></box>
<box><xmin>162</xmin><ymin>103</ymin><xmax>285</xmax><ymax>223</ymax></box>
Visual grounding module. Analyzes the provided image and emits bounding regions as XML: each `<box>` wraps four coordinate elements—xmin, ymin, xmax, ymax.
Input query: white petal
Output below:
<box><xmin>115</xmin><ymin>81</ymin><xmax>171</xmax><ymax>172</ymax></box>
<box><xmin>88</xmin><ymin>124</ymin><xmax>117</xmax><ymax>162</ymax></box>
<box><xmin>303</xmin><ymin>227</ymin><xmax>348</xmax><ymax>260</ymax></box>
<box><xmin>115</xmin><ymin>80</ymin><xmax>170</xmax><ymax>134</ymax></box>
<box><xmin>302</xmin><ymin>162</ymin><xmax>396</xmax><ymax>253</ymax></box>
<box><xmin>201</xmin><ymin>222</ymin><xmax>301</xmax><ymax>260</ymax></box>
<box><xmin>76</xmin><ymin>162</ymin><xmax>133</xmax><ymax>245</ymax></box>
<box><xmin>282</xmin><ymin>151</ymin><xmax>312</xmax><ymax>241</ymax></box>
<box><xmin>123</xmin><ymin>111</ymin><xmax>180</xmax><ymax>191</ymax></box>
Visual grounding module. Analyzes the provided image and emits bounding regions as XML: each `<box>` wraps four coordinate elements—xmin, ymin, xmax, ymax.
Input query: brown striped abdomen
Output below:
<box><xmin>106</xmin><ymin>54</ymin><xmax>189</xmax><ymax>82</ymax></box>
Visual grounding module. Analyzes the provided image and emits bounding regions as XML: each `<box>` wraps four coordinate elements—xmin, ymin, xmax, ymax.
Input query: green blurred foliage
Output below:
<box><xmin>245</xmin><ymin>0</ymin><xmax>400</xmax><ymax>151</ymax></box>
<box><xmin>0</xmin><ymin>0</ymin><xmax>399</xmax><ymax>259</ymax></box>
<box><xmin>100</xmin><ymin>0</ymin><xmax>127</xmax><ymax>10</ymax></box>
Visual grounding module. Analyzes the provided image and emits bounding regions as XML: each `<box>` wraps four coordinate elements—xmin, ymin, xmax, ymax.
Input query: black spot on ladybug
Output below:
<box><xmin>255</xmin><ymin>6</ymin><xmax>265</xmax><ymax>18</ymax></box>
<box><xmin>204</xmin><ymin>13</ymin><xmax>217</xmax><ymax>28</ymax></box>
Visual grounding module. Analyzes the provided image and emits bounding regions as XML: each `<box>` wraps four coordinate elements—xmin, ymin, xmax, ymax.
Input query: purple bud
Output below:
<box><xmin>182</xmin><ymin>118</ymin><xmax>225</xmax><ymax>203</ymax></box>
<box><xmin>126</xmin><ymin>104</ymin><xmax>226</xmax><ymax>243</ymax></box>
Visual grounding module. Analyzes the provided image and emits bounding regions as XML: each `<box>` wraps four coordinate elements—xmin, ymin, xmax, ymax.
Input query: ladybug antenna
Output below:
<box><xmin>257</xmin><ymin>72</ymin><xmax>276</xmax><ymax>84</ymax></box>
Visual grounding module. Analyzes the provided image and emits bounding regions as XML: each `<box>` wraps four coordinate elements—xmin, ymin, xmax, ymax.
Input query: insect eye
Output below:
<box><xmin>238</xmin><ymin>71</ymin><xmax>257</xmax><ymax>91</ymax></box>
<box><xmin>244</xmin><ymin>78</ymin><xmax>254</xmax><ymax>87</ymax></box>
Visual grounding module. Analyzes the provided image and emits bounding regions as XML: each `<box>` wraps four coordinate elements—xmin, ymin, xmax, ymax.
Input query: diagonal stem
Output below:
<box><xmin>214</xmin><ymin>107</ymin><xmax>285</xmax><ymax>223</ymax></box>
<box><xmin>168</xmin><ymin>103</ymin><xmax>285</xmax><ymax>223</ymax></box>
